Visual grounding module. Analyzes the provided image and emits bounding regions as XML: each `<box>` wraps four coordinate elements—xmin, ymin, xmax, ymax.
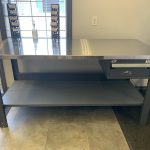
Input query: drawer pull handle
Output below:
<box><xmin>123</xmin><ymin>71</ymin><xmax>132</xmax><ymax>75</ymax></box>
<box><xmin>111</xmin><ymin>59</ymin><xmax>117</xmax><ymax>63</ymax></box>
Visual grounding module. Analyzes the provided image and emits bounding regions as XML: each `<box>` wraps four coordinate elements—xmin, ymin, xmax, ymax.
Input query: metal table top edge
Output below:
<box><xmin>0</xmin><ymin>38</ymin><xmax>150</xmax><ymax>60</ymax></box>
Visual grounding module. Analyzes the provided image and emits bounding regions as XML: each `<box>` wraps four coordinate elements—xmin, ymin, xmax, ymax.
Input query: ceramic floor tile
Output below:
<box><xmin>1</xmin><ymin>123</ymin><xmax>48</xmax><ymax>150</ymax></box>
<box><xmin>86</xmin><ymin>123</ymin><xmax>129</xmax><ymax>150</ymax></box>
<box><xmin>45</xmin><ymin>107</ymin><xmax>116</xmax><ymax>124</ymax></box>
<box><xmin>45</xmin><ymin>123</ymin><xmax>90</xmax><ymax>150</ymax></box>
<box><xmin>0</xmin><ymin>107</ymin><xmax>129</xmax><ymax>150</ymax></box>
<box><xmin>9</xmin><ymin>107</ymin><xmax>115</xmax><ymax>124</ymax></box>
<box><xmin>0</xmin><ymin>128</ymin><xmax>8</xmax><ymax>147</ymax></box>
<box><xmin>1</xmin><ymin>107</ymin><xmax>49</xmax><ymax>150</ymax></box>
<box><xmin>82</xmin><ymin>110</ymin><xmax>129</xmax><ymax>150</ymax></box>
<box><xmin>1</xmin><ymin>132</ymin><xmax>24</xmax><ymax>150</ymax></box>
<box><xmin>45</xmin><ymin>108</ymin><xmax>129</xmax><ymax>150</ymax></box>
<box><xmin>20</xmin><ymin>128</ymin><xmax>48</xmax><ymax>150</ymax></box>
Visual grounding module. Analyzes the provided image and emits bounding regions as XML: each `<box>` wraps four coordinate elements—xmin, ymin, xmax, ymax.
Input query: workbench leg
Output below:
<box><xmin>140</xmin><ymin>80</ymin><xmax>150</xmax><ymax>125</ymax></box>
<box><xmin>0</xmin><ymin>106</ymin><xmax>7</xmax><ymax>128</ymax></box>
<box><xmin>0</xmin><ymin>59</ymin><xmax>8</xmax><ymax>93</ymax></box>
<box><xmin>0</xmin><ymin>95</ymin><xmax>8</xmax><ymax>127</ymax></box>
<box><xmin>11</xmin><ymin>59</ymin><xmax>19</xmax><ymax>80</ymax></box>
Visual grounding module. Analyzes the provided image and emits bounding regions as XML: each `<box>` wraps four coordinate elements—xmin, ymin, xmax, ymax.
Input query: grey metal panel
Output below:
<box><xmin>18</xmin><ymin>59</ymin><xmax>101</xmax><ymax>73</ymax></box>
<box><xmin>3</xmin><ymin>80</ymin><xmax>143</xmax><ymax>106</ymax></box>
<box><xmin>17</xmin><ymin>72</ymin><xmax>106</xmax><ymax>81</ymax></box>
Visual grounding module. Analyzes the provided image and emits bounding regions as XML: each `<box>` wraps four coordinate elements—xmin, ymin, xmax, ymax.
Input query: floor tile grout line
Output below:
<box><xmin>44</xmin><ymin>123</ymin><xmax>50</xmax><ymax>150</ymax></box>
<box><xmin>86</xmin><ymin>135</ymin><xmax>90</xmax><ymax>150</ymax></box>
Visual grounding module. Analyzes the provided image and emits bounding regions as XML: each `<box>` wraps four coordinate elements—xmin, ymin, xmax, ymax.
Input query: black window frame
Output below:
<box><xmin>0</xmin><ymin>0</ymin><xmax>72</xmax><ymax>39</ymax></box>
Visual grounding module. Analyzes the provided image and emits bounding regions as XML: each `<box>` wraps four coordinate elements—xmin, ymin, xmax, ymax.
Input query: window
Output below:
<box><xmin>1</xmin><ymin>0</ymin><xmax>71</xmax><ymax>38</ymax></box>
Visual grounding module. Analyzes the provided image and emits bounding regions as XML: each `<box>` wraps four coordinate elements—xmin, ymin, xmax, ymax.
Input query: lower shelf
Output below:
<box><xmin>3</xmin><ymin>80</ymin><xmax>143</xmax><ymax>106</ymax></box>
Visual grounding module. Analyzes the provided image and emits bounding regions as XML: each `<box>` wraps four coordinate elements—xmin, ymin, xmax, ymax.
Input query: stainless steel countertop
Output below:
<box><xmin>0</xmin><ymin>38</ymin><xmax>150</xmax><ymax>60</ymax></box>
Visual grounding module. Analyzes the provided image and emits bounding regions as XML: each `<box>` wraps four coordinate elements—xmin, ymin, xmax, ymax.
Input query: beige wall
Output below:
<box><xmin>73</xmin><ymin>0</ymin><xmax>150</xmax><ymax>45</ymax></box>
<box><xmin>4</xmin><ymin>0</ymin><xmax>150</xmax><ymax>86</ymax></box>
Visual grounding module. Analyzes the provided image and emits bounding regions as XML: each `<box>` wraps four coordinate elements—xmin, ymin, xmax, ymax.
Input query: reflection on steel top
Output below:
<box><xmin>0</xmin><ymin>38</ymin><xmax>150</xmax><ymax>60</ymax></box>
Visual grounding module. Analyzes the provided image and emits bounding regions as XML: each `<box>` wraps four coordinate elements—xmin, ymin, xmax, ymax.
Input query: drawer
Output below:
<box><xmin>108</xmin><ymin>68</ymin><xmax>150</xmax><ymax>79</ymax></box>
<box><xmin>99</xmin><ymin>60</ymin><xmax>150</xmax><ymax>79</ymax></box>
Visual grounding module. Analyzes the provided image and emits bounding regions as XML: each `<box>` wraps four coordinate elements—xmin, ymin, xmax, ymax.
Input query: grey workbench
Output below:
<box><xmin>0</xmin><ymin>38</ymin><xmax>150</xmax><ymax>127</ymax></box>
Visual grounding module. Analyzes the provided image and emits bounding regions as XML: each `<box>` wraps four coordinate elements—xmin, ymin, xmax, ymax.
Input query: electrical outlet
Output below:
<box><xmin>92</xmin><ymin>16</ymin><xmax>98</xmax><ymax>26</ymax></box>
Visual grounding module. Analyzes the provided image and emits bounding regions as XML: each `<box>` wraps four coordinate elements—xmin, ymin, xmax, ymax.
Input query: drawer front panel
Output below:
<box><xmin>99</xmin><ymin>59</ymin><xmax>150</xmax><ymax>79</ymax></box>
<box><xmin>109</xmin><ymin>68</ymin><xmax>150</xmax><ymax>79</ymax></box>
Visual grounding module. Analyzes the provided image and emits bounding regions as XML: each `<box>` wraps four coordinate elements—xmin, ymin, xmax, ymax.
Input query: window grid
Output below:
<box><xmin>3</xmin><ymin>0</ymin><xmax>66</xmax><ymax>38</ymax></box>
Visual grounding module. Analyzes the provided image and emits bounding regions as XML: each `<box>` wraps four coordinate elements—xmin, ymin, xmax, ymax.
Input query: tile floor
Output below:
<box><xmin>0</xmin><ymin>107</ymin><xmax>129</xmax><ymax>150</ymax></box>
